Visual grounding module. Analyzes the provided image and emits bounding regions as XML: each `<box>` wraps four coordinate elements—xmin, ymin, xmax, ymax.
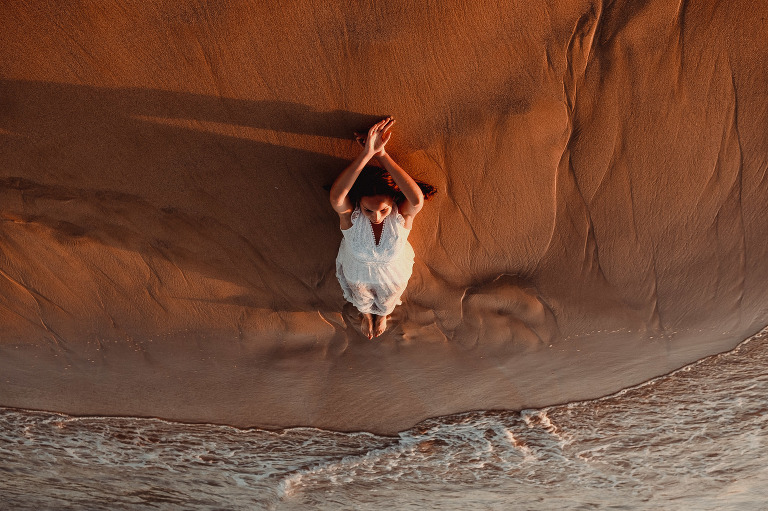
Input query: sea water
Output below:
<box><xmin>2</xmin><ymin>328</ymin><xmax>767</xmax><ymax>510</ymax></box>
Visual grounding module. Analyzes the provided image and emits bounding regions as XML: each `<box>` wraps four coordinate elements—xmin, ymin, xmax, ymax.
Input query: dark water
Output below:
<box><xmin>3</xmin><ymin>328</ymin><xmax>768</xmax><ymax>510</ymax></box>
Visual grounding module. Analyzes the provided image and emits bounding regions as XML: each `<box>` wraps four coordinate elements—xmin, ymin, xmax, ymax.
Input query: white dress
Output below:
<box><xmin>335</xmin><ymin>204</ymin><xmax>415</xmax><ymax>316</ymax></box>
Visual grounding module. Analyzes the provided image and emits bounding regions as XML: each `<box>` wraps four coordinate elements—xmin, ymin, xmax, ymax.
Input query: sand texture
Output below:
<box><xmin>1</xmin><ymin>0</ymin><xmax>767</xmax><ymax>433</ymax></box>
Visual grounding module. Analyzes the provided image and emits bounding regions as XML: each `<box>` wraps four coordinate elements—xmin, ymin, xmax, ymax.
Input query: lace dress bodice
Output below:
<box><xmin>340</xmin><ymin>207</ymin><xmax>411</xmax><ymax>263</ymax></box>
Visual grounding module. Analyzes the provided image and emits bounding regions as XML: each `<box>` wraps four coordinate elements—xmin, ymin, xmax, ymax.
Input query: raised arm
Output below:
<box><xmin>354</xmin><ymin>118</ymin><xmax>425</xmax><ymax>218</ymax></box>
<box><xmin>375</xmin><ymin>151</ymin><xmax>424</xmax><ymax>217</ymax></box>
<box><xmin>329</xmin><ymin>147</ymin><xmax>373</xmax><ymax>214</ymax></box>
<box><xmin>331</xmin><ymin>118</ymin><xmax>393</xmax><ymax>215</ymax></box>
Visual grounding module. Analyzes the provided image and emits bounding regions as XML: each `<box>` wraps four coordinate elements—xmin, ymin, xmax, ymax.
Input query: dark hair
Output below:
<box><xmin>348</xmin><ymin>165</ymin><xmax>437</xmax><ymax>205</ymax></box>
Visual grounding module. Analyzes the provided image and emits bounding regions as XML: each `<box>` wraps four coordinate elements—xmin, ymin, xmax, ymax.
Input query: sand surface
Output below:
<box><xmin>1</xmin><ymin>0</ymin><xmax>767</xmax><ymax>433</ymax></box>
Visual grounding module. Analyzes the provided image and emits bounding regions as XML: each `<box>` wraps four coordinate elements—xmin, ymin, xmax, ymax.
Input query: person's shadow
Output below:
<box><xmin>1</xmin><ymin>79</ymin><xmax>555</xmax><ymax>350</ymax></box>
<box><xmin>0</xmin><ymin>79</ymin><xmax>384</xmax><ymax>314</ymax></box>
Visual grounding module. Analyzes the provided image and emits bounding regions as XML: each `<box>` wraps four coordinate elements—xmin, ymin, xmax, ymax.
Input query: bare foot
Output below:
<box><xmin>361</xmin><ymin>313</ymin><xmax>374</xmax><ymax>339</ymax></box>
<box><xmin>373</xmin><ymin>314</ymin><xmax>387</xmax><ymax>338</ymax></box>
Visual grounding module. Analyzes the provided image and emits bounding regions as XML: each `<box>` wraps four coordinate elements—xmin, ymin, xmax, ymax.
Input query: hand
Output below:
<box><xmin>355</xmin><ymin>117</ymin><xmax>395</xmax><ymax>157</ymax></box>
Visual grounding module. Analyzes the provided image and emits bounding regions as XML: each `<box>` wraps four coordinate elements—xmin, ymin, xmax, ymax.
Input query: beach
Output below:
<box><xmin>1</xmin><ymin>0</ymin><xmax>767</xmax><ymax>433</ymax></box>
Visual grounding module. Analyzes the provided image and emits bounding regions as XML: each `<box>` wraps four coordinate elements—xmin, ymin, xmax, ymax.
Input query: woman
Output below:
<box><xmin>329</xmin><ymin>117</ymin><xmax>436</xmax><ymax>339</ymax></box>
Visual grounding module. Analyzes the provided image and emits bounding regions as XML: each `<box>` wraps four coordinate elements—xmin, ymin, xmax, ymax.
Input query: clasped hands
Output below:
<box><xmin>354</xmin><ymin>117</ymin><xmax>395</xmax><ymax>158</ymax></box>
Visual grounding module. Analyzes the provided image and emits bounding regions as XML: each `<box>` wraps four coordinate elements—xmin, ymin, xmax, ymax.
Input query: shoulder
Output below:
<box><xmin>339</xmin><ymin>206</ymin><xmax>359</xmax><ymax>231</ymax></box>
<box><xmin>396</xmin><ymin>201</ymin><xmax>418</xmax><ymax>229</ymax></box>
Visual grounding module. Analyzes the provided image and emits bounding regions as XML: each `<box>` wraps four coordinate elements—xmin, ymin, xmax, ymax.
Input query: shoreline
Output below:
<box><xmin>2</xmin><ymin>324</ymin><xmax>763</xmax><ymax>435</ymax></box>
<box><xmin>3</xmin><ymin>321</ymin><xmax>765</xmax><ymax>436</ymax></box>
